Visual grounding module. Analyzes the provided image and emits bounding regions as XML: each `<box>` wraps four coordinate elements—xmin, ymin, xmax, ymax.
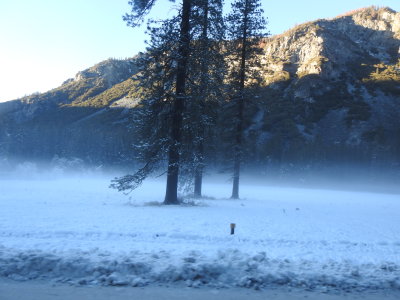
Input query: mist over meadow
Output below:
<box><xmin>0</xmin><ymin>154</ymin><xmax>398</xmax><ymax>196</ymax></box>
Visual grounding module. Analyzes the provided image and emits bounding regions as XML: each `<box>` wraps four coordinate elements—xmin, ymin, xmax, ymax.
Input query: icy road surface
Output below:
<box><xmin>2</xmin><ymin>278</ymin><xmax>400</xmax><ymax>300</ymax></box>
<box><xmin>0</xmin><ymin>176</ymin><xmax>399</xmax><ymax>292</ymax></box>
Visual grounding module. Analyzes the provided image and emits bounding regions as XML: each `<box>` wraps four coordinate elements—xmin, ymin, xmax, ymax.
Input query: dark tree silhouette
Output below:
<box><xmin>114</xmin><ymin>0</ymin><xmax>193</xmax><ymax>205</ymax></box>
<box><xmin>225</xmin><ymin>0</ymin><xmax>267</xmax><ymax>199</ymax></box>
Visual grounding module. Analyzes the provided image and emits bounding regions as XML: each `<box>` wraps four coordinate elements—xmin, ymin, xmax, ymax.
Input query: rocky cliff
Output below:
<box><xmin>247</xmin><ymin>6</ymin><xmax>400</xmax><ymax>170</ymax></box>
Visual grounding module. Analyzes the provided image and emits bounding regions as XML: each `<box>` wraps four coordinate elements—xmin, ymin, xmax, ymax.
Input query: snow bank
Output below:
<box><xmin>0</xmin><ymin>176</ymin><xmax>399</xmax><ymax>291</ymax></box>
<box><xmin>1</xmin><ymin>247</ymin><xmax>399</xmax><ymax>291</ymax></box>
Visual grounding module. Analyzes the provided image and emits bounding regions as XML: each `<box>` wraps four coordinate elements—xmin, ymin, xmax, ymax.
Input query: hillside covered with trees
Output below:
<box><xmin>0</xmin><ymin>5</ymin><xmax>399</xmax><ymax>193</ymax></box>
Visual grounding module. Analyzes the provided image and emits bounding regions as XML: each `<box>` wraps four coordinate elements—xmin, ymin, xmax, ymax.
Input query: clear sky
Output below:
<box><xmin>0</xmin><ymin>0</ymin><xmax>399</xmax><ymax>102</ymax></box>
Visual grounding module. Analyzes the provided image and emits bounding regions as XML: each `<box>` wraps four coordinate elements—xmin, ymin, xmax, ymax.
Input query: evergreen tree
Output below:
<box><xmin>156</xmin><ymin>0</ymin><xmax>193</xmax><ymax>204</ymax></box>
<box><xmin>113</xmin><ymin>0</ymin><xmax>193</xmax><ymax>205</ymax></box>
<box><xmin>110</xmin><ymin>17</ymin><xmax>180</xmax><ymax>193</ymax></box>
<box><xmin>123</xmin><ymin>0</ymin><xmax>173</xmax><ymax>27</ymax></box>
<box><xmin>180</xmin><ymin>0</ymin><xmax>226</xmax><ymax>197</ymax></box>
<box><xmin>225</xmin><ymin>0</ymin><xmax>267</xmax><ymax>199</ymax></box>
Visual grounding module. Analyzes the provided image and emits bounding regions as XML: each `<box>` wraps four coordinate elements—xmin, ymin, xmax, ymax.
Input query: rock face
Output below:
<box><xmin>263</xmin><ymin>7</ymin><xmax>399</xmax><ymax>82</ymax></box>
<box><xmin>0</xmin><ymin>6</ymin><xmax>399</xmax><ymax>171</ymax></box>
<box><xmin>73</xmin><ymin>58</ymin><xmax>137</xmax><ymax>88</ymax></box>
<box><xmin>251</xmin><ymin>7</ymin><xmax>400</xmax><ymax>170</ymax></box>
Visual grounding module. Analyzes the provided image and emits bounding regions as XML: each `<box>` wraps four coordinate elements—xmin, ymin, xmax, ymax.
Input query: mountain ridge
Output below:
<box><xmin>0</xmin><ymin>6</ymin><xmax>399</xmax><ymax>173</ymax></box>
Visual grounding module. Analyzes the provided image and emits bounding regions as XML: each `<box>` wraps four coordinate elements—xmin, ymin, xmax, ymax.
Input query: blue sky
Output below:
<box><xmin>0</xmin><ymin>0</ymin><xmax>399</xmax><ymax>102</ymax></box>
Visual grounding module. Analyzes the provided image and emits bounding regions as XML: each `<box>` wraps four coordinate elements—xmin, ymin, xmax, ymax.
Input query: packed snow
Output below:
<box><xmin>0</xmin><ymin>174</ymin><xmax>399</xmax><ymax>292</ymax></box>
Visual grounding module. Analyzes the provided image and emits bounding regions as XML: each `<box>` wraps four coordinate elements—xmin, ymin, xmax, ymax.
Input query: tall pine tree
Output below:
<box><xmin>180</xmin><ymin>0</ymin><xmax>226</xmax><ymax>197</ymax></box>
<box><xmin>110</xmin><ymin>16</ymin><xmax>180</xmax><ymax>193</ymax></box>
<box><xmin>163</xmin><ymin>0</ymin><xmax>192</xmax><ymax>204</ymax></box>
<box><xmin>225</xmin><ymin>0</ymin><xmax>267</xmax><ymax>199</ymax></box>
<box><xmin>113</xmin><ymin>0</ymin><xmax>193</xmax><ymax>204</ymax></box>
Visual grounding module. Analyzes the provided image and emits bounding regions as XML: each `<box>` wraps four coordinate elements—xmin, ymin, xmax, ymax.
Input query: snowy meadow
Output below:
<box><xmin>0</xmin><ymin>172</ymin><xmax>399</xmax><ymax>292</ymax></box>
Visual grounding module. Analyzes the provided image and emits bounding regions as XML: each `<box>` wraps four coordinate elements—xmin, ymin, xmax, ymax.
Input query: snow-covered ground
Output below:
<box><xmin>0</xmin><ymin>175</ymin><xmax>399</xmax><ymax>292</ymax></box>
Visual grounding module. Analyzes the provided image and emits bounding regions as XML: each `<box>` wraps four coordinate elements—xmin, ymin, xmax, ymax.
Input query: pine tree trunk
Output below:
<box><xmin>193</xmin><ymin>0</ymin><xmax>209</xmax><ymax>198</ymax></box>
<box><xmin>231</xmin><ymin>152</ymin><xmax>240</xmax><ymax>199</ymax></box>
<box><xmin>164</xmin><ymin>0</ymin><xmax>192</xmax><ymax>205</ymax></box>
<box><xmin>194</xmin><ymin>140</ymin><xmax>204</xmax><ymax>197</ymax></box>
<box><xmin>231</xmin><ymin>95</ymin><xmax>244</xmax><ymax>199</ymax></box>
<box><xmin>194</xmin><ymin>165</ymin><xmax>203</xmax><ymax>197</ymax></box>
<box><xmin>231</xmin><ymin>0</ymin><xmax>248</xmax><ymax>200</ymax></box>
